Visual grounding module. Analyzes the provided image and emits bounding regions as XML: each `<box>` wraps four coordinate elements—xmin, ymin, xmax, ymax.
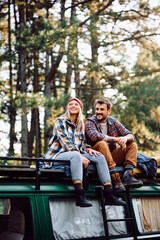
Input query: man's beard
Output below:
<box><xmin>96</xmin><ymin>114</ymin><xmax>106</xmax><ymax>122</ymax></box>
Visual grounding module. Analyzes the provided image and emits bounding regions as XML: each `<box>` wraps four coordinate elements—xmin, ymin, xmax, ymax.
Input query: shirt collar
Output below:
<box><xmin>66</xmin><ymin>117</ymin><xmax>77</xmax><ymax>127</ymax></box>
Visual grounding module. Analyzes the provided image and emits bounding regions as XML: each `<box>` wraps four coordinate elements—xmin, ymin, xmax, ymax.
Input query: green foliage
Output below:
<box><xmin>115</xmin><ymin>49</ymin><xmax>160</xmax><ymax>153</ymax></box>
<box><xmin>14</xmin><ymin>92</ymin><xmax>71</xmax><ymax>115</ymax></box>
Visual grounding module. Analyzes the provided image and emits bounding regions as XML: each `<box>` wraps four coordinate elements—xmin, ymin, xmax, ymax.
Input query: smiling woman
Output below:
<box><xmin>66</xmin><ymin>98</ymin><xmax>84</xmax><ymax>128</ymax></box>
<box><xmin>68</xmin><ymin>101</ymin><xmax>80</xmax><ymax>115</ymax></box>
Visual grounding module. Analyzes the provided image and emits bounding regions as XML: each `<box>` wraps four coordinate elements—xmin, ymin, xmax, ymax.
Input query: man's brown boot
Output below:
<box><xmin>121</xmin><ymin>170</ymin><xmax>143</xmax><ymax>188</ymax></box>
<box><xmin>111</xmin><ymin>173</ymin><xmax>126</xmax><ymax>192</ymax></box>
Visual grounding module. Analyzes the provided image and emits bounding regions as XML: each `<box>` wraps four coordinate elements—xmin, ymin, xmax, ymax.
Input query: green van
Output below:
<box><xmin>0</xmin><ymin>156</ymin><xmax>160</xmax><ymax>240</ymax></box>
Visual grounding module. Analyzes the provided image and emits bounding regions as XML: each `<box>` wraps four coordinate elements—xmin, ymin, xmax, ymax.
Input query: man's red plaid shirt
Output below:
<box><xmin>85</xmin><ymin>115</ymin><xmax>134</xmax><ymax>152</ymax></box>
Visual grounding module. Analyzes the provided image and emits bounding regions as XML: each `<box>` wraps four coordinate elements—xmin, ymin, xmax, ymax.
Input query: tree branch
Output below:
<box><xmin>79</xmin><ymin>0</ymin><xmax>115</xmax><ymax>27</ymax></box>
<box><xmin>46</xmin><ymin>52</ymin><xmax>64</xmax><ymax>83</ymax></box>
<box><xmin>101</xmin><ymin>32</ymin><xmax>160</xmax><ymax>46</ymax></box>
<box><xmin>64</xmin><ymin>0</ymin><xmax>93</xmax><ymax>12</ymax></box>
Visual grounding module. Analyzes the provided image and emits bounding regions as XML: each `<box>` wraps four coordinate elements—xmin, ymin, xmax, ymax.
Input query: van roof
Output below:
<box><xmin>0</xmin><ymin>156</ymin><xmax>160</xmax><ymax>192</ymax></box>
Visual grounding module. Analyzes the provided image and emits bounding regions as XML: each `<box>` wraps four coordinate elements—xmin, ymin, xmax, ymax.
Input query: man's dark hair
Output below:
<box><xmin>95</xmin><ymin>98</ymin><xmax>112</xmax><ymax>110</ymax></box>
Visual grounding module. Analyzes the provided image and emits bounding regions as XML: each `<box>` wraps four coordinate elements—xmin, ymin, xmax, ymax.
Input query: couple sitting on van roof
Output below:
<box><xmin>43</xmin><ymin>98</ymin><xmax>143</xmax><ymax>208</ymax></box>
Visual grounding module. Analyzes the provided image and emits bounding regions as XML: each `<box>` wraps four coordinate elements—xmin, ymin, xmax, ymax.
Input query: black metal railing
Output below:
<box><xmin>0</xmin><ymin>156</ymin><xmax>70</xmax><ymax>190</ymax></box>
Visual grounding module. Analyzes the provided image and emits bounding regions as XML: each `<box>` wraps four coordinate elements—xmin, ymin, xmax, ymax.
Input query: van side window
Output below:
<box><xmin>0</xmin><ymin>199</ymin><xmax>11</xmax><ymax>215</ymax></box>
<box><xmin>132</xmin><ymin>197</ymin><xmax>160</xmax><ymax>233</ymax></box>
<box><xmin>49</xmin><ymin>198</ymin><xmax>127</xmax><ymax>239</ymax></box>
<box><xmin>0</xmin><ymin>198</ymin><xmax>34</xmax><ymax>240</ymax></box>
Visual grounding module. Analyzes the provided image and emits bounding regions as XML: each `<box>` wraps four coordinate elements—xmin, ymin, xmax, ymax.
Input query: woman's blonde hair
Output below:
<box><xmin>64</xmin><ymin>103</ymin><xmax>85</xmax><ymax>131</ymax></box>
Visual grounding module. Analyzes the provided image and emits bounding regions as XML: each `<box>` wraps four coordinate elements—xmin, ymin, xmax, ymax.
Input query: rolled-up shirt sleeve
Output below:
<box><xmin>85</xmin><ymin>119</ymin><xmax>105</xmax><ymax>142</ymax></box>
<box><xmin>114</xmin><ymin>119</ymin><xmax>135</xmax><ymax>140</ymax></box>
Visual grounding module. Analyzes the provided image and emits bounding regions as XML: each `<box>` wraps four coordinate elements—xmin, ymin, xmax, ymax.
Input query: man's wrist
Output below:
<box><xmin>104</xmin><ymin>135</ymin><xmax>108</xmax><ymax>142</ymax></box>
<box><xmin>125</xmin><ymin>134</ymin><xmax>134</xmax><ymax>142</ymax></box>
<box><xmin>105</xmin><ymin>135</ymin><xmax>118</xmax><ymax>142</ymax></box>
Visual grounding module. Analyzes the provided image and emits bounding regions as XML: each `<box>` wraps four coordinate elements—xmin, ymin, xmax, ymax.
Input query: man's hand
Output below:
<box><xmin>117</xmin><ymin>136</ymin><xmax>127</xmax><ymax>150</ymax></box>
<box><xmin>117</xmin><ymin>134</ymin><xmax>134</xmax><ymax>150</ymax></box>
<box><xmin>82</xmin><ymin>156</ymin><xmax>90</xmax><ymax>168</ymax></box>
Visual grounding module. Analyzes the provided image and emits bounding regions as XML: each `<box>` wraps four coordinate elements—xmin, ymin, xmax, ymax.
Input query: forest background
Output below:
<box><xmin>0</xmin><ymin>0</ymin><xmax>160</xmax><ymax>161</ymax></box>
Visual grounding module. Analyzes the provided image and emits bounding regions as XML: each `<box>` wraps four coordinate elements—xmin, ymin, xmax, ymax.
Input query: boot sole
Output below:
<box><xmin>113</xmin><ymin>186</ymin><xmax>126</xmax><ymax>193</ymax></box>
<box><xmin>122</xmin><ymin>183</ymin><xmax>143</xmax><ymax>188</ymax></box>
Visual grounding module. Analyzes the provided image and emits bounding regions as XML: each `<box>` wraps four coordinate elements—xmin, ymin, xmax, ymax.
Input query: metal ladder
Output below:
<box><xmin>95</xmin><ymin>187</ymin><xmax>137</xmax><ymax>240</ymax></box>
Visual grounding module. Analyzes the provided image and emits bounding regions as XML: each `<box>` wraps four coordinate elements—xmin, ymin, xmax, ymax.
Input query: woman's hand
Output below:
<box><xmin>86</xmin><ymin>148</ymin><xmax>101</xmax><ymax>156</ymax></box>
<box><xmin>82</xmin><ymin>156</ymin><xmax>90</xmax><ymax>168</ymax></box>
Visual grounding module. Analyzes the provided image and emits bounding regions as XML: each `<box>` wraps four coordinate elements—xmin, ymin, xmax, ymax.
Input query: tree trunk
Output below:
<box><xmin>51</xmin><ymin>51</ymin><xmax>57</xmax><ymax>98</ymax></box>
<box><xmin>28</xmin><ymin>52</ymin><xmax>41</xmax><ymax>157</ymax></box>
<box><xmin>65</xmin><ymin>63</ymin><xmax>72</xmax><ymax>94</ymax></box>
<box><xmin>74</xmin><ymin>33</ymin><xmax>80</xmax><ymax>97</ymax></box>
<box><xmin>75</xmin><ymin>69</ymin><xmax>80</xmax><ymax>98</ymax></box>
<box><xmin>44</xmin><ymin>50</ymin><xmax>51</xmax><ymax>152</ymax></box>
<box><xmin>28</xmin><ymin>109</ymin><xmax>35</xmax><ymax>158</ymax></box>
<box><xmin>66</xmin><ymin>0</ymin><xmax>81</xmax><ymax>96</ymax></box>
<box><xmin>44</xmin><ymin>9</ymin><xmax>52</xmax><ymax>152</ymax></box>
<box><xmin>90</xmin><ymin>8</ymin><xmax>101</xmax><ymax>113</ymax></box>
<box><xmin>35</xmin><ymin>108</ymin><xmax>41</xmax><ymax>157</ymax></box>
<box><xmin>33</xmin><ymin>52</ymin><xmax>41</xmax><ymax>157</ymax></box>
<box><xmin>8</xmin><ymin>0</ymin><xmax>16</xmax><ymax>156</ymax></box>
<box><xmin>44</xmin><ymin>1</ymin><xmax>66</xmax><ymax>151</ymax></box>
<box><xmin>74</xmin><ymin>31</ymin><xmax>80</xmax><ymax>97</ymax></box>
<box><xmin>45</xmin><ymin>0</ymin><xmax>66</xmax><ymax>84</ymax></box>
<box><xmin>18</xmin><ymin>1</ymin><xmax>28</xmax><ymax>158</ymax></box>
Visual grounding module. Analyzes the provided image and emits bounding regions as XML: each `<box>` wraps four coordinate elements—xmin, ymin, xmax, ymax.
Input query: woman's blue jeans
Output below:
<box><xmin>54</xmin><ymin>151</ymin><xmax>111</xmax><ymax>185</ymax></box>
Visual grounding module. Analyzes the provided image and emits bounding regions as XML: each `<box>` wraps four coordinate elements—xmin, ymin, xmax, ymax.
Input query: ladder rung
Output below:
<box><xmin>106</xmin><ymin>218</ymin><xmax>133</xmax><ymax>222</ymax></box>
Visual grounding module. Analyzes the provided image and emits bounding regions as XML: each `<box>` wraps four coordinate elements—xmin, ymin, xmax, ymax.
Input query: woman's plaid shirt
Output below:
<box><xmin>43</xmin><ymin>115</ymin><xmax>87</xmax><ymax>159</ymax></box>
<box><xmin>85</xmin><ymin>115</ymin><xmax>134</xmax><ymax>152</ymax></box>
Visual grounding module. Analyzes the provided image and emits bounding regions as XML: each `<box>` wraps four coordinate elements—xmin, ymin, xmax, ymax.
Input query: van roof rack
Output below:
<box><xmin>0</xmin><ymin>157</ymin><xmax>70</xmax><ymax>190</ymax></box>
<box><xmin>0</xmin><ymin>156</ymin><xmax>160</xmax><ymax>190</ymax></box>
